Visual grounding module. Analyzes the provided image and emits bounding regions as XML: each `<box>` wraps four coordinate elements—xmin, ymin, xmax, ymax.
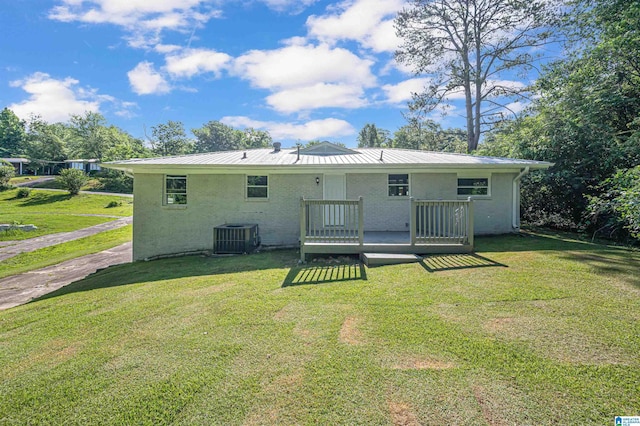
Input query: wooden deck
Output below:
<box><xmin>300</xmin><ymin>198</ymin><xmax>474</xmax><ymax>261</ymax></box>
<box><xmin>302</xmin><ymin>231</ymin><xmax>473</xmax><ymax>257</ymax></box>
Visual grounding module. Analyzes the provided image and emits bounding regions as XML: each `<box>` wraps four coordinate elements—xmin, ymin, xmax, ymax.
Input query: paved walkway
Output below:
<box><xmin>0</xmin><ymin>216</ymin><xmax>132</xmax><ymax>262</ymax></box>
<box><xmin>14</xmin><ymin>177</ymin><xmax>55</xmax><ymax>187</ymax></box>
<box><xmin>0</xmin><ymin>242</ymin><xmax>132</xmax><ymax>310</ymax></box>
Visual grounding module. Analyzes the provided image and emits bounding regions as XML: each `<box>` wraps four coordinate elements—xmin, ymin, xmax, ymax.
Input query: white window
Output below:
<box><xmin>388</xmin><ymin>174</ymin><xmax>409</xmax><ymax>196</ymax></box>
<box><xmin>457</xmin><ymin>176</ymin><xmax>490</xmax><ymax>197</ymax></box>
<box><xmin>165</xmin><ymin>175</ymin><xmax>187</xmax><ymax>205</ymax></box>
<box><xmin>247</xmin><ymin>175</ymin><xmax>268</xmax><ymax>199</ymax></box>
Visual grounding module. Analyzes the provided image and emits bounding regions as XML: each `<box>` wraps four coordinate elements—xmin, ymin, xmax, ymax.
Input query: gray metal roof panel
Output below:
<box><xmin>103</xmin><ymin>147</ymin><xmax>552</xmax><ymax>169</ymax></box>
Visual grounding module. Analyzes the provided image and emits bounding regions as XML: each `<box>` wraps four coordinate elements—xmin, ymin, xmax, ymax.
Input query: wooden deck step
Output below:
<box><xmin>361</xmin><ymin>253</ymin><xmax>422</xmax><ymax>267</ymax></box>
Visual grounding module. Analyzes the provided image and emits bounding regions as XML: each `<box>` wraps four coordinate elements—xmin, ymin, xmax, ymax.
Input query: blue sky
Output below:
<box><xmin>1</xmin><ymin>0</ymin><xmax>548</xmax><ymax>148</ymax></box>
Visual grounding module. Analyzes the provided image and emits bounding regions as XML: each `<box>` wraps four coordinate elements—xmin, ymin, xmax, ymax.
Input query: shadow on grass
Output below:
<box><xmin>16</xmin><ymin>192</ymin><xmax>72</xmax><ymax>206</ymax></box>
<box><xmin>32</xmin><ymin>249</ymin><xmax>300</xmax><ymax>303</ymax></box>
<box><xmin>420</xmin><ymin>253</ymin><xmax>507</xmax><ymax>273</ymax></box>
<box><xmin>282</xmin><ymin>262</ymin><xmax>367</xmax><ymax>287</ymax></box>
<box><xmin>558</xmin><ymin>251</ymin><xmax>640</xmax><ymax>288</ymax></box>
<box><xmin>476</xmin><ymin>229</ymin><xmax>637</xmax><ymax>253</ymax></box>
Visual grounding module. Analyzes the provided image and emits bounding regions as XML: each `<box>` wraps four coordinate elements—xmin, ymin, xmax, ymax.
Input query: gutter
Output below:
<box><xmin>512</xmin><ymin>166</ymin><xmax>530</xmax><ymax>231</ymax></box>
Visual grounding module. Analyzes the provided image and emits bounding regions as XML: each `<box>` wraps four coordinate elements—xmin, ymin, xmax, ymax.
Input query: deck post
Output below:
<box><xmin>467</xmin><ymin>197</ymin><xmax>474</xmax><ymax>248</ymax></box>
<box><xmin>410</xmin><ymin>197</ymin><xmax>416</xmax><ymax>246</ymax></box>
<box><xmin>358</xmin><ymin>196</ymin><xmax>364</xmax><ymax>247</ymax></box>
<box><xmin>300</xmin><ymin>197</ymin><xmax>306</xmax><ymax>261</ymax></box>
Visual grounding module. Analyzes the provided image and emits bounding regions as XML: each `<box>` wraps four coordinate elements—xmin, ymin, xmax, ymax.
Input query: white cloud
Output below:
<box><xmin>233</xmin><ymin>43</ymin><xmax>375</xmax><ymax>90</ymax></box>
<box><xmin>306</xmin><ymin>0</ymin><xmax>405</xmax><ymax>52</ymax></box>
<box><xmin>49</xmin><ymin>0</ymin><xmax>221</xmax><ymax>48</ymax></box>
<box><xmin>154</xmin><ymin>44</ymin><xmax>182</xmax><ymax>54</ymax></box>
<box><xmin>502</xmin><ymin>101</ymin><xmax>528</xmax><ymax>116</ymax></box>
<box><xmin>232</xmin><ymin>43</ymin><xmax>375</xmax><ymax>113</ymax></box>
<box><xmin>221</xmin><ymin>116</ymin><xmax>355</xmax><ymax>141</ymax></box>
<box><xmin>259</xmin><ymin>0</ymin><xmax>318</xmax><ymax>14</ymax></box>
<box><xmin>127</xmin><ymin>61</ymin><xmax>170</xmax><ymax>95</ymax></box>
<box><xmin>9</xmin><ymin>72</ymin><xmax>100</xmax><ymax>122</ymax></box>
<box><xmin>8</xmin><ymin>72</ymin><xmax>133</xmax><ymax>123</ymax></box>
<box><xmin>165</xmin><ymin>48</ymin><xmax>231</xmax><ymax>78</ymax></box>
<box><xmin>266</xmin><ymin>83</ymin><xmax>366</xmax><ymax>114</ymax></box>
<box><xmin>382</xmin><ymin>77</ymin><xmax>430</xmax><ymax>104</ymax></box>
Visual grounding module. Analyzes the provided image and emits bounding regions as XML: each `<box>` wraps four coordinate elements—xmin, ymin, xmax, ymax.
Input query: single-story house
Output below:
<box><xmin>65</xmin><ymin>159</ymin><xmax>101</xmax><ymax>173</ymax></box>
<box><xmin>102</xmin><ymin>142</ymin><xmax>552</xmax><ymax>261</ymax></box>
<box><xmin>1</xmin><ymin>158</ymin><xmax>30</xmax><ymax>175</ymax></box>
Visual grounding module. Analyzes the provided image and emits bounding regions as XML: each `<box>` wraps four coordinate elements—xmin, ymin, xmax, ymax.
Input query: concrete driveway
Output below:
<box><xmin>0</xmin><ymin>218</ymin><xmax>133</xmax><ymax>310</ymax></box>
<box><xmin>0</xmin><ymin>216</ymin><xmax>132</xmax><ymax>262</ymax></box>
<box><xmin>0</xmin><ymin>242</ymin><xmax>131</xmax><ymax>310</ymax></box>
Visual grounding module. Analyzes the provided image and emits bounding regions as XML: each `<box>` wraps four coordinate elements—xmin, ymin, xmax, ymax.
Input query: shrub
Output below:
<box><xmin>0</xmin><ymin>165</ymin><xmax>15</xmax><ymax>190</ymax></box>
<box><xmin>586</xmin><ymin>166</ymin><xmax>640</xmax><ymax>243</ymax></box>
<box><xmin>96</xmin><ymin>169</ymin><xmax>133</xmax><ymax>194</ymax></box>
<box><xmin>56</xmin><ymin>169</ymin><xmax>89</xmax><ymax>195</ymax></box>
<box><xmin>16</xmin><ymin>187</ymin><xmax>31</xmax><ymax>198</ymax></box>
<box><xmin>105</xmin><ymin>200</ymin><xmax>122</xmax><ymax>208</ymax></box>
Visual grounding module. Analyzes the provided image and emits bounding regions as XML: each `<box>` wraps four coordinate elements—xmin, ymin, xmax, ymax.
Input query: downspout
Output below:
<box><xmin>512</xmin><ymin>166</ymin><xmax>530</xmax><ymax>231</ymax></box>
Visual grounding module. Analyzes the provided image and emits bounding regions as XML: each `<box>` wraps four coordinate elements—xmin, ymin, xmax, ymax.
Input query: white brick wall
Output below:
<box><xmin>132</xmin><ymin>171</ymin><xmax>518</xmax><ymax>260</ymax></box>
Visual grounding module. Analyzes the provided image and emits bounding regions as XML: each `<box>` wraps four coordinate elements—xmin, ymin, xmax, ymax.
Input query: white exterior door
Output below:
<box><xmin>323</xmin><ymin>174</ymin><xmax>346</xmax><ymax>226</ymax></box>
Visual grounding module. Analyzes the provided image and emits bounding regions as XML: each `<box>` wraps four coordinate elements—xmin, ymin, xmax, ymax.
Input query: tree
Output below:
<box><xmin>149</xmin><ymin>121</ymin><xmax>193</xmax><ymax>156</ymax></box>
<box><xmin>67</xmin><ymin>112</ymin><xmax>112</xmax><ymax>160</ymax></box>
<box><xmin>395</xmin><ymin>0</ymin><xmax>556</xmax><ymax>152</ymax></box>
<box><xmin>56</xmin><ymin>168</ymin><xmax>88</xmax><ymax>195</ymax></box>
<box><xmin>0</xmin><ymin>108</ymin><xmax>27</xmax><ymax>157</ymax></box>
<box><xmin>391</xmin><ymin>118</ymin><xmax>466</xmax><ymax>152</ymax></box>
<box><xmin>192</xmin><ymin>121</ymin><xmax>272</xmax><ymax>152</ymax></box>
<box><xmin>479</xmin><ymin>0</ymin><xmax>640</xmax><ymax>236</ymax></box>
<box><xmin>357</xmin><ymin>123</ymin><xmax>390</xmax><ymax>148</ymax></box>
<box><xmin>586</xmin><ymin>166</ymin><xmax>640</xmax><ymax>242</ymax></box>
<box><xmin>0</xmin><ymin>165</ymin><xmax>15</xmax><ymax>190</ymax></box>
<box><xmin>24</xmin><ymin>116</ymin><xmax>69</xmax><ymax>174</ymax></box>
<box><xmin>242</xmin><ymin>128</ymin><xmax>273</xmax><ymax>149</ymax></box>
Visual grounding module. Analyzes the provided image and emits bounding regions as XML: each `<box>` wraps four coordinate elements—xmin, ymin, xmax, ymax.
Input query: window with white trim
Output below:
<box><xmin>165</xmin><ymin>175</ymin><xmax>187</xmax><ymax>205</ymax></box>
<box><xmin>457</xmin><ymin>177</ymin><xmax>490</xmax><ymax>196</ymax></box>
<box><xmin>388</xmin><ymin>174</ymin><xmax>409</xmax><ymax>196</ymax></box>
<box><xmin>247</xmin><ymin>175</ymin><xmax>268</xmax><ymax>198</ymax></box>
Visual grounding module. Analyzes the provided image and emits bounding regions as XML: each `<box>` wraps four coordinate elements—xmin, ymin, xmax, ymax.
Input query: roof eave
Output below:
<box><xmin>101</xmin><ymin>160</ymin><xmax>553</xmax><ymax>174</ymax></box>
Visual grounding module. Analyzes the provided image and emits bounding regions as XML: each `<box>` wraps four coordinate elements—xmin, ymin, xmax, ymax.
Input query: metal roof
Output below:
<box><xmin>1</xmin><ymin>158</ymin><xmax>30</xmax><ymax>163</ymax></box>
<box><xmin>102</xmin><ymin>146</ymin><xmax>553</xmax><ymax>172</ymax></box>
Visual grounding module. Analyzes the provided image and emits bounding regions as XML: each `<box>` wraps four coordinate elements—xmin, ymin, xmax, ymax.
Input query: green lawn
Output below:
<box><xmin>26</xmin><ymin>177</ymin><xmax>104</xmax><ymax>192</ymax></box>
<box><xmin>0</xmin><ymin>189</ymin><xmax>132</xmax><ymax>241</ymax></box>
<box><xmin>0</xmin><ymin>234</ymin><xmax>638</xmax><ymax>425</ymax></box>
<box><xmin>8</xmin><ymin>176</ymin><xmax>36</xmax><ymax>185</ymax></box>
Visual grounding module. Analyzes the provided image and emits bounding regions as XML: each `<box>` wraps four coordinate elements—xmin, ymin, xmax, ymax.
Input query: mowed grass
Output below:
<box><xmin>0</xmin><ymin>189</ymin><xmax>132</xmax><ymax>241</ymax></box>
<box><xmin>27</xmin><ymin>177</ymin><xmax>103</xmax><ymax>192</ymax></box>
<box><xmin>8</xmin><ymin>176</ymin><xmax>36</xmax><ymax>185</ymax></box>
<box><xmin>0</xmin><ymin>234</ymin><xmax>638</xmax><ymax>425</ymax></box>
<box><xmin>0</xmin><ymin>225</ymin><xmax>131</xmax><ymax>279</ymax></box>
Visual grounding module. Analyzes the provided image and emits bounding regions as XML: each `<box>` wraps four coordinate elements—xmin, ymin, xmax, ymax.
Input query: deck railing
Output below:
<box><xmin>410</xmin><ymin>197</ymin><xmax>474</xmax><ymax>246</ymax></box>
<box><xmin>300</xmin><ymin>197</ymin><xmax>364</xmax><ymax>245</ymax></box>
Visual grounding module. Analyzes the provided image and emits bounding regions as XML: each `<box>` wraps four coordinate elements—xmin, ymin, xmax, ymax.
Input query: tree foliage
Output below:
<box><xmin>392</xmin><ymin>118</ymin><xmax>466</xmax><ymax>152</ymax></box>
<box><xmin>479</xmin><ymin>0</ymin><xmax>640</xmax><ymax>242</ymax></box>
<box><xmin>357</xmin><ymin>123</ymin><xmax>390</xmax><ymax>148</ymax></box>
<box><xmin>66</xmin><ymin>112</ymin><xmax>150</xmax><ymax>162</ymax></box>
<box><xmin>56</xmin><ymin>168</ymin><xmax>88</xmax><ymax>196</ymax></box>
<box><xmin>395</xmin><ymin>0</ymin><xmax>557</xmax><ymax>152</ymax></box>
<box><xmin>0</xmin><ymin>108</ymin><xmax>27</xmax><ymax>157</ymax></box>
<box><xmin>0</xmin><ymin>165</ymin><xmax>15</xmax><ymax>190</ymax></box>
<box><xmin>24</xmin><ymin>116</ymin><xmax>69</xmax><ymax>174</ymax></box>
<box><xmin>192</xmin><ymin>121</ymin><xmax>272</xmax><ymax>152</ymax></box>
<box><xmin>150</xmin><ymin>121</ymin><xmax>193</xmax><ymax>157</ymax></box>
<box><xmin>586</xmin><ymin>166</ymin><xmax>640</xmax><ymax>242</ymax></box>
